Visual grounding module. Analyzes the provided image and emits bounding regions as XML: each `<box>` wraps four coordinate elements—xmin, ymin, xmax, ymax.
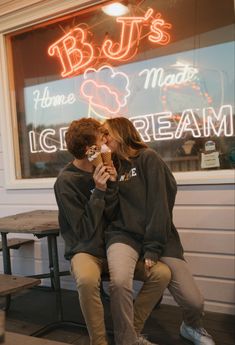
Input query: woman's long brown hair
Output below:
<box><xmin>105</xmin><ymin>117</ymin><xmax>147</xmax><ymax>161</ymax></box>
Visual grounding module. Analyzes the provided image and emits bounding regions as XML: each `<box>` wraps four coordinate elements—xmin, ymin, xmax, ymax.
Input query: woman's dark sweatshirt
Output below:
<box><xmin>54</xmin><ymin>162</ymin><xmax>118</xmax><ymax>260</ymax></box>
<box><xmin>105</xmin><ymin>148</ymin><xmax>184</xmax><ymax>262</ymax></box>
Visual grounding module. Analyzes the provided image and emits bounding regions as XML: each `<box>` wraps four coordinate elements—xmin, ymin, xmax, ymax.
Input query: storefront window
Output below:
<box><xmin>6</xmin><ymin>0</ymin><xmax>235</xmax><ymax>179</ymax></box>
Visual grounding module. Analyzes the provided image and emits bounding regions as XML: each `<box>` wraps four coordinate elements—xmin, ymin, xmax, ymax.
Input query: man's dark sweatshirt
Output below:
<box><xmin>54</xmin><ymin>162</ymin><xmax>118</xmax><ymax>260</ymax></box>
<box><xmin>105</xmin><ymin>148</ymin><xmax>184</xmax><ymax>262</ymax></box>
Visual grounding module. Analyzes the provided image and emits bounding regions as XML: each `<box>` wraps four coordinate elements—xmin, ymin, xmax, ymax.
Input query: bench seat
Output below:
<box><xmin>0</xmin><ymin>238</ymin><xmax>34</xmax><ymax>251</ymax></box>
<box><xmin>0</xmin><ymin>274</ymin><xmax>40</xmax><ymax>296</ymax></box>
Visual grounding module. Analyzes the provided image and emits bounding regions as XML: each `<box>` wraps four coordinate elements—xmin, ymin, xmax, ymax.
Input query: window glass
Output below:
<box><xmin>7</xmin><ymin>0</ymin><xmax>235</xmax><ymax>178</ymax></box>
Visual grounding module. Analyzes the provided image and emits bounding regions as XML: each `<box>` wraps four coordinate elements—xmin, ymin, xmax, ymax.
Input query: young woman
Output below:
<box><xmin>103</xmin><ymin>117</ymin><xmax>215</xmax><ymax>345</ymax></box>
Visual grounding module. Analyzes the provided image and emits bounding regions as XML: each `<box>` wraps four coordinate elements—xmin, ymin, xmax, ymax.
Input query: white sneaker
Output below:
<box><xmin>180</xmin><ymin>321</ymin><xmax>215</xmax><ymax>345</ymax></box>
<box><xmin>134</xmin><ymin>335</ymin><xmax>158</xmax><ymax>345</ymax></box>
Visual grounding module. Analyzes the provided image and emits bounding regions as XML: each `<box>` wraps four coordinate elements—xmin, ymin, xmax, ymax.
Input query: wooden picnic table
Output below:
<box><xmin>0</xmin><ymin>210</ymin><xmax>87</xmax><ymax>337</ymax></box>
<box><xmin>0</xmin><ymin>210</ymin><xmax>61</xmax><ymax>314</ymax></box>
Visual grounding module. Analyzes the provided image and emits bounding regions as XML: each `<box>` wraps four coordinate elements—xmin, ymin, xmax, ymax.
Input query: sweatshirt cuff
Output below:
<box><xmin>144</xmin><ymin>251</ymin><xmax>159</xmax><ymax>262</ymax></box>
<box><xmin>91</xmin><ymin>188</ymin><xmax>106</xmax><ymax>199</ymax></box>
<box><xmin>107</xmin><ymin>180</ymin><xmax>118</xmax><ymax>190</ymax></box>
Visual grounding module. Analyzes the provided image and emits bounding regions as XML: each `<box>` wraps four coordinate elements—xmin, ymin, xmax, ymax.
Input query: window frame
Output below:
<box><xmin>0</xmin><ymin>0</ymin><xmax>234</xmax><ymax>189</ymax></box>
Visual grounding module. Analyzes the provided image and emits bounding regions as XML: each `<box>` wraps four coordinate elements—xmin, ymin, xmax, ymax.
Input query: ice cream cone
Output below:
<box><xmin>101</xmin><ymin>144</ymin><xmax>112</xmax><ymax>165</ymax></box>
<box><xmin>86</xmin><ymin>145</ymin><xmax>103</xmax><ymax>166</ymax></box>
<box><xmin>101</xmin><ymin>151</ymin><xmax>112</xmax><ymax>165</ymax></box>
<box><xmin>91</xmin><ymin>152</ymin><xmax>103</xmax><ymax>167</ymax></box>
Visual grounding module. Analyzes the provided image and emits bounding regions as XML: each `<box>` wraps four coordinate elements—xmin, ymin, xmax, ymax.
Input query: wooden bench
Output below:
<box><xmin>0</xmin><ymin>238</ymin><xmax>34</xmax><ymax>251</ymax></box>
<box><xmin>0</xmin><ymin>274</ymin><xmax>41</xmax><ymax>296</ymax></box>
<box><xmin>4</xmin><ymin>332</ymin><xmax>70</xmax><ymax>345</ymax></box>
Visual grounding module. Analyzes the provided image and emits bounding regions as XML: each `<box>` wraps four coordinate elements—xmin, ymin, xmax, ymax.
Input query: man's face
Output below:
<box><xmin>95</xmin><ymin>129</ymin><xmax>107</xmax><ymax>148</ymax></box>
<box><xmin>100</xmin><ymin>124</ymin><xmax>118</xmax><ymax>153</ymax></box>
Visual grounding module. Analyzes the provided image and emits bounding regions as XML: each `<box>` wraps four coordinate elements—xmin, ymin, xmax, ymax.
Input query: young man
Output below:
<box><xmin>54</xmin><ymin>118</ymin><xmax>171</xmax><ymax>345</ymax></box>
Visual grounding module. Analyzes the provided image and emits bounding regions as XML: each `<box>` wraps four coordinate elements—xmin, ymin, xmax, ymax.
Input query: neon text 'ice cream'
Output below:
<box><xmin>130</xmin><ymin>104</ymin><xmax>233</xmax><ymax>142</ymax></box>
<box><xmin>48</xmin><ymin>8</ymin><xmax>171</xmax><ymax>77</ymax></box>
<box><xmin>28</xmin><ymin>104</ymin><xmax>233</xmax><ymax>153</ymax></box>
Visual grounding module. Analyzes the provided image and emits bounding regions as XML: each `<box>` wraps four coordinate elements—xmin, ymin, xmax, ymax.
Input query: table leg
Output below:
<box><xmin>47</xmin><ymin>235</ymin><xmax>63</xmax><ymax>322</ymax></box>
<box><xmin>31</xmin><ymin>233</ymin><xmax>114</xmax><ymax>338</ymax></box>
<box><xmin>47</xmin><ymin>237</ymin><xmax>55</xmax><ymax>290</ymax></box>
<box><xmin>1</xmin><ymin>233</ymin><xmax>11</xmax><ymax>311</ymax></box>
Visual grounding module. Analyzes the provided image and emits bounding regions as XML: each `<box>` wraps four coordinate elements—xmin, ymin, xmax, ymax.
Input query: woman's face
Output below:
<box><xmin>102</xmin><ymin>124</ymin><xmax>119</xmax><ymax>153</ymax></box>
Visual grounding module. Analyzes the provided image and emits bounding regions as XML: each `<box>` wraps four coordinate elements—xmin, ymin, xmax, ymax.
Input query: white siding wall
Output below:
<box><xmin>163</xmin><ymin>185</ymin><xmax>235</xmax><ymax>315</ymax></box>
<box><xmin>0</xmin><ymin>0</ymin><xmax>234</xmax><ymax>316</ymax></box>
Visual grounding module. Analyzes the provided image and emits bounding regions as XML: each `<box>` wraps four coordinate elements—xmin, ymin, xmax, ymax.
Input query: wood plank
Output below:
<box><xmin>176</xmin><ymin>186</ymin><xmax>235</xmax><ymax>206</ymax></box>
<box><xmin>185</xmin><ymin>253</ymin><xmax>235</xmax><ymax>279</ymax></box>
<box><xmin>163</xmin><ymin>294</ymin><xmax>235</xmax><ymax>315</ymax></box>
<box><xmin>0</xmin><ymin>210</ymin><xmax>59</xmax><ymax>234</ymax></box>
<box><xmin>0</xmin><ymin>185</ymin><xmax>234</xmax><ymax>206</ymax></box>
<box><xmin>196</xmin><ymin>277</ymin><xmax>235</xmax><ymax>304</ymax></box>
<box><xmin>0</xmin><ymin>274</ymin><xmax>40</xmax><ymax>296</ymax></box>
<box><xmin>4</xmin><ymin>332</ymin><xmax>70</xmax><ymax>345</ymax></box>
<box><xmin>0</xmin><ymin>189</ymin><xmax>56</xmax><ymax>206</ymax></box>
<box><xmin>174</xmin><ymin>206</ymin><xmax>235</xmax><ymax>229</ymax></box>
<box><xmin>0</xmin><ymin>238</ymin><xmax>34</xmax><ymax>251</ymax></box>
<box><xmin>164</xmin><ymin>276</ymin><xmax>235</xmax><ymax>304</ymax></box>
<box><xmin>179</xmin><ymin>229</ymin><xmax>235</xmax><ymax>254</ymax></box>
<box><xmin>0</xmin><ymin>0</ymin><xmax>45</xmax><ymax>16</ymax></box>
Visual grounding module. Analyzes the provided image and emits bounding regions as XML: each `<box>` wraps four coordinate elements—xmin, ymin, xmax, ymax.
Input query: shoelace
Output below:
<box><xmin>196</xmin><ymin>328</ymin><xmax>212</xmax><ymax>338</ymax></box>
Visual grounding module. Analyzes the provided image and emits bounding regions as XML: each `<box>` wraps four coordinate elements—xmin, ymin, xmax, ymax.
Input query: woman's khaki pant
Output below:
<box><xmin>160</xmin><ymin>257</ymin><xmax>204</xmax><ymax>328</ymax></box>
<box><xmin>71</xmin><ymin>250</ymin><xmax>171</xmax><ymax>345</ymax></box>
<box><xmin>107</xmin><ymin>243</ymin><xmax>171</xmax><ymax>345</ymax></box>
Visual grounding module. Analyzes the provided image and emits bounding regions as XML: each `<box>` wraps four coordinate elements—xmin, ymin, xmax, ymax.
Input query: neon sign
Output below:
<box><xmin>31</xmin><ymin>65</ymin><xmax>199</xmax><ymax>114</ymax></box>
<box><xmin>80</xmin><ymin>65</ymin><xmax>130</xmax><ymax>114</ymax></box>
<box><xmin>139</xmin><ymin>65</ymin><xmax>198</xmax><ymax>89</ymax></box>
<box><xmin>28</xmin><ymin>104</ymin><xmax>233</xmax><ymax>153</ymax></box>
<box><xmin>130</xmin><ymin>104</ymin><xmax>233</xmax><ymax>142</ymax></box>
<box><xmin>48</xmin><ymin>28</ymin><xmax>94</xmax><ymax>77</ymax></box>
<box><xmin>48</xmin><ymin>8</ymin><xmax>172</xmax><ymax>77</ymax></box>
<box><xmin>29</xmin><ymin>127</ymin><xmax>67</xmax><ymax>153</ymax></box>
<box><xmin>33</xmin><ymin>87</ymin><xmax>76</xmax><ymax>110</ymax></box>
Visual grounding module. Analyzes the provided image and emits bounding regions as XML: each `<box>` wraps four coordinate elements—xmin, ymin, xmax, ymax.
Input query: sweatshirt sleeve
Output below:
<box><xmin>54</xmin><ymin>175</ymin><xmax>106</xmax><ymax>241</ymax></box>
<box><xmin>104</xmin><ymin>180</ymin><xmax>119</xmax><ymax>221</ymax></box>
<box><xmin>142</xmin><ymin>150</ymin><xmax>173</xmax><ymax>262</ymax></box>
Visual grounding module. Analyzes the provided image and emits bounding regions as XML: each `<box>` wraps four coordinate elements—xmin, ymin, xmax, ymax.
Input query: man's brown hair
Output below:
<box><xmin>65</xmin><ymin>118</ymin><xmax>101</xmax><ymax>159</ymax></box>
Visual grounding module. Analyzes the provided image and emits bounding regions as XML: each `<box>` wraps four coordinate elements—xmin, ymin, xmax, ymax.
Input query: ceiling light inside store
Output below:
<box><xmin>102</xmin><ymin>3</ymin><xmax>129</xmax><ymax>16</ymax></box>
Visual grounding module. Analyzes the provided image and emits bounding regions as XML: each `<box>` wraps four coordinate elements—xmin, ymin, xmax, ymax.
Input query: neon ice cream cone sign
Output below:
<box><xmin>48</xmin><ymin>8</ymin><xmax>172</xmax><ymax>78</ymax></box>
<box><xmin>80</xmin><ymin>65</ymin><xmax>130</xmax><ymax>114</ymax></box>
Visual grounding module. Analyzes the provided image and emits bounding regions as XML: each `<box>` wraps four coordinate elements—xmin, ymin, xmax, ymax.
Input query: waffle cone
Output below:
<box><xmin>101</xmin><ymin>151</ymin><xmax>112</xmax><ymax>165</ymax></box>
<box><xmin>91</xmin><ymin>153</ymin><xmax>103</xmax><ymax>167</ymax></box>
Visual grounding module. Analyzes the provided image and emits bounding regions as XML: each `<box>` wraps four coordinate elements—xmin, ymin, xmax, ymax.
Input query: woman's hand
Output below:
<box><xmin>105</xmin><ymin>161</ymin><xmax>118</xmax><ymax>182</ymax></box>
<box><xmin>93</xmin><ymin>164</ymin><xmax>110</xmax><ymax>191</ymax></box>
<box><xmin>144</xmin><ymin>258</ymin><xmax>157</xmax><ymax>270</ymax></box>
